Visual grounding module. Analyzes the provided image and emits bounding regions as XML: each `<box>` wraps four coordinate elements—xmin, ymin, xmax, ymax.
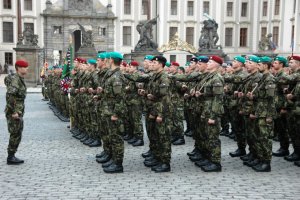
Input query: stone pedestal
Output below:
<box><xmin>127</xmin><ymin>50</ymin><xmax>161</xmax><ymax>64</ymax></box>
<box><xmin>76</xmin><ymin>47</ymin><xmax>97</xmax><ymax>59</ymax></box>
<box><xmin>13</xmin><ymin>46</ymin><xmax>43</xmax><ymax>86</ymax></box>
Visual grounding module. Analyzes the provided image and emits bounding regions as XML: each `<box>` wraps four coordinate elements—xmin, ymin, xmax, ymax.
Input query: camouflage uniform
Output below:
<box><xmin>4</xmin><ymin>73</ymin><xmax>27</xmax><ymax>155</ymax></box>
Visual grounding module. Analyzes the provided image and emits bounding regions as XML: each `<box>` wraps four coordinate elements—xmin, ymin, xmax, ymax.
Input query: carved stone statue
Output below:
<box><xmin>69</xmin><ymin>0</ymin><xmax>92</xmax><ymax>11</ymax></box>
<box><xmin>16</xmin><ymin>25</ymin><xmax>39</xmax><ymax>47</ymax></box>
<box><xmin>258</xmin><ymin>33</ymin><xmax>276</xmax><ymax>51</ymax></box>
<box><xmin>78</xmin><ymin>23</ymin><xmax>94</xmax><ymax>48</ymax></box>
<box><xmin>198</xmin><ymin>14</ymin><xmax>222</xmax><ymax>50</ymax></box>
<box><xmin>134</xmin><ymin>16</ymin><xmax>159</xmax><ymax>51</ymax></box>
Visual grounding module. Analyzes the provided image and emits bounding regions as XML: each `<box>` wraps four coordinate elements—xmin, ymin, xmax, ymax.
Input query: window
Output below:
<box><xmin>240</xmin><ymin>28</ymin><xmax>247</xmax><ymax>47</ymax></box>
<box><xmin>186</xmin><ymin>27</ymin><xmax>194</xmax><ymax>45</ymax></box>
<box><xmin>169</xmin><ymin>27</ymin><xmax>178</xmax><ymax>40</ymax></box>
<box><xmin>3</xmin><ymin>22</ymin><xmax>13</xmax><ymax>43</ymax></box>
<box><xmin>203</xmin><ymin>1</ymin><xmax>210</xmax><ymax>15</ymax></box>
<box><xmin>274</xmin><ymin>0</ymin><xmax>280</xmax><ymax>15</ymax></box>
<box><xmin>123</xmin><ymin>26</ymin><xmax>132</xmax><ymax>46</ymax></box>
<box><xmin>241</xmin><ymin>2</ymin><xmax>247</xmax><ymax>17</ymax></box>
<box><xmin>142</xmin><ymin>0</ymin><xmax>149</xmax><ymax>15</ymax></box>
<box><xmin>3</xmin><ymin>0</ymin><xmax>11</xmax><ymax>9</ymax></box>
<box><xmin>5</xmin><ymin>52</ymin><xmax>13</xmax><ymax>65</ymax></box>
<box><xmin>53</xmin><ymin>26</ymin><xmax>62</xmax><ymax>34</ymax></box>
<box><xmin>124</xmin><ymin>0</ymin><xmax>131</xmax><ymax>15</ymax></box>
<box><xmin>225</xmin><ymin>28</ymin><xmax>233</xmax><ymax>47</ymax></box>
<box><xmin>226</xmin><ymin>2</ymin><xmax>233</xmax><ymax>17</ymax></box>
<box><xmin>187</xmin><ymin>1</ymin><xmax>194</xmax><ymax>16</ymax></box>
<box><xmin>273</xmin><ymin>26</ymin><xmax>279</xmax><ymax>46</ymax></box>
<box><xmin>24</xmin><ymin>23</ymin><xmax>34</xmax><ymax>33</ymax></box>
<box><xmin>171</xmin><ymin>0</ymin><xmax>177</xmax><ymax>15</ymax></box>
<box><xmin>186</xmin><ymin>55</ymin><xmax>193</xmax><ymax>62</ymax></box>
<box><xmin>24</xmin><ymin>0</ymin><xmax>32</xmax><ymax>11</ymax></box>
<box><xmin>170</xmin><ymin>55</ymin><xmax>176</xmax><ymax>62</ymax></box>
<box><xmin>99</xmin><ymin>27</ymin><xmax>106</xmax><ymax>36</ymax></box>
<box><xmin>261</xmin><ymin>27</ymin><xmax>267</xmax><ymax>39</ymax></box>
<box><xmin>262</xmin><ymin>1</ymin><xmax>268</xmax><ymax>16</ymax></box>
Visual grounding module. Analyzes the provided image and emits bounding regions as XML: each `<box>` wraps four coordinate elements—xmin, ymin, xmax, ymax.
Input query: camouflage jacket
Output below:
<box><xmin>253</xmin><ymin>72</ymin><xmax>276</xmax><ymax>118</ymax></box>
<box><xmin>4</xmin><ymin>74</ymin><xmax>27</xmax><ymax>116</ymax></box>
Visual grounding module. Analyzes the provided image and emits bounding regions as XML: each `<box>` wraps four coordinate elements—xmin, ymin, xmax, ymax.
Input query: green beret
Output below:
<box><xmin>274</xmin><ymin>56</ymin><xmax>288</xmax><ymax>67</ymax></box>
<box><xmin>105</xmin><ymin>52</ymin><xmax>112</xmax><ymax>59</ymax></box>
<box><xmin>165</xmin><ymin>62</ymin><xmax>171</xmax><ymax>67</ymax></box>
<box><xmin>97</xmin><ymin>52</ymin><xmax>106</xmax><ymax>59</ymax></box>
<box><xmin>144</xmin><ymin>55</ymin><xmax>154</xmax><ymax>60</ymax></box>
<box><xmin>88</xmin><ymin>59</ymin><xmax>97</xmax><ymax>65</ymax></box>
<box><xmin>246</xmin><ymin>55</ymin><xmax>260</xmax><ymax>63</ymax></box>
<box><xmin>48</xmin><ymin>66</ymin><xmax>53</xmax><ymax>70</ymax></box>
<box><xmin>234</xmin><ymin>56</ymin><xmax>246</xmax><ymax>64</ymax></box>
<box><xmin>110</xmin><ymin>52</ymin><xmax>123</xmax><ymax>60</ymax></box>
<box><xmin>178</xmin><ymin>66</ymin><xmax>185</xmax><ymax>72</ymax></box>
<box><xmin>197</xmin><ymin>56</ymin><xmax>209</xmax><ymax>63</ymax></box>
<box><xmin>259</xmin><ymin>56</ymin><xmax>272</xmax><ymax>63</ymax></box>
<box><xmin>185</xmin><ymin>62</ymin><xmax>190</xmax><ymax>66</ymax></box>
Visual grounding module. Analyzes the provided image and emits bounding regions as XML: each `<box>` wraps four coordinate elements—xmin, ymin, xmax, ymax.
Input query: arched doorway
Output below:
<box><xmin>74</xmin><ymin>30</ymin><xmax>81</xmax><ymax>53</ymax></box>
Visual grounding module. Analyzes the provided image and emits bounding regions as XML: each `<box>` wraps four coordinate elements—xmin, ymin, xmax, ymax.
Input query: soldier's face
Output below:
<box><xmin>97</xmin><ymin>58</ymin><xmax>104</xmax><ymax>69</ymax></box>
<box><xmin>198</xmin><ymin>62</ymin><xmax>207</xmax><ymax>72</ymax></box>
<box><xmin>232</xmin><ymin>60</ymin><xmax>242</xmax><ymax>70</ymax></box>
<box><xmin>206</xmin><ymin>60</ymin><xmax>219</xmax><ymax>72</ymax></box>
<box><xmin>258</xmin><ymin>63</ymin><xmax>266</xmax><ymax>72</ymax></box>
<box><xmin>17</xmin><ymin>67</ymin><xmax>28</xmax><ymax>77</ymax></box>
<box><xmin>289</xmin><ymin>60</ymin><xmax>300</xmax><ymax>72</ymax></box>
<box><xmin>272</xmin><ymin>61</ymin><xmax>283</xmax><ymax>70</ymax></box>
<box><xmin>152</xmin><ymin>60</ymin><xmax>162</xmax><ymax>72</ymax></box>
<box><xmin>189</xmin><ymin>61</ymin><xmax>197</xmax><ymax>70</ymax></box>
<box><xmin>245</xmin><ymin>61</ymin><xmax>258</xmax><ymax>73</ymax></box>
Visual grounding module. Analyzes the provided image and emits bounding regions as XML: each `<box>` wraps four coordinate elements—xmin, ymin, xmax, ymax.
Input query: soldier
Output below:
<box><xmin>101</xmin><ymin>52</ymin><xmax>127</xmax><ymax>173</ymax></box>
<box><xmin>196</xmin><ymin>56</ymin><xmax>224</xmax><ymax>172</ymax></box>
<box><xmin>169</xmin><ymin>61</ymin><xmax>185</xmax><ymax>145</ymax></box>
<box><xmin>4</xmin><ymin>60</ymin><xmax>28</xmax><ymax>165</ymax></box>
<box><xmin>272</xmin><ymin>56</ymin><xmax>290</xmax><ymax>157</ymax></box>
<box><xmin>226</xmin><ymin>56</ymin><xmax>248</xmax><ymax>157</ymax></box>
<box><xmin>249</xmin><ymin>56</ymin><xmax>276</xmax><ymax>172</ymax></box>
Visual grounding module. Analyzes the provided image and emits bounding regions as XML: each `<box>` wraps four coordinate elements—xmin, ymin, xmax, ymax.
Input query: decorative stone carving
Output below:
<box><xmin>158</xmin><ymin>32</ymin><xmax>197</xmax><ymax>54</ymax></box>
<box><xmin>134</xmin><ymin>16</ymin><xmax>159</xmax><ymax>51</ymax></box>
<box><xmin>258</xmin><ymin>33</ymin><xmax>276</xmax><ymax>51</ymax></box>
<box><xmin>198</xmin><ymin>14</ymin><xmax>222</xmax><ymax>50</ymax></box>
<box><xmin>17</xmin><ymin>25</ymin><xmax>39</xmax><ymax>47</ymax></box>
<box><xmin>69</xmin><ymin>0</ymin><xmax>92</xmax><ymax>11</ymax></box>
<box><xmin>78</xmin><ymin>23</ymin><xmax>94</xmax><ymax>48</ymax></box>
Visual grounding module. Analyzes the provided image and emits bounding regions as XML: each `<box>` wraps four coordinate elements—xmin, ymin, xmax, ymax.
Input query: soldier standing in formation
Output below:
<box><xmin>4</xmin><ymin>60</ymin><xmax>28</xmax><ymax>165</ymax></box>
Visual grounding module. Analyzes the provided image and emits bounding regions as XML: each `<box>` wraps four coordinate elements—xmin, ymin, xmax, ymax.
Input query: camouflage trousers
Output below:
<box><xmin>170</xmin><ymin>106</ymin><xmax>184</xmax><ymax>139</ymax></box>
<box><xmin>204</xmin><ymin>117</ymin><xmax>221</xmax><ymax>164</ymax></box>
<box><xmin>254</xmin><ymin>118</ymin><xmax>273</xmax><ymax>161</ymax></box>
<box><xmin>108</xmin><ymin>119</ymin><xmax>124</xmax><ymax>165</ymax></box>
<box><xmin>147</xmin><ymin>116</ymin><xmax>172</xmax><ymax>164</ymax></box>
<box><xmin>274</xmin><ymin>113</ymin><xmax>289</xmax><ymax>150</ymax></box>
<box><xmin>244</xmin><ymin>116</ymin><xmax>257</xmax><ymax>156</ymax></box>
<box><xmin>287</xmin><ymin>113</ymin><xmax>300</xmax><ymax>154</ymax></box>
<box><xmin>231</xmin><ymin>108</ymin><xmax>246</xmax><ymax>149</ymax></box>
<box><xmin>6</xmin><ymin>115</ymin><xmax>23</xmax><ymax>155</ymax></box>
<box><xmin>127</xmin><ymin>104</ymin><xmax>143</xmax><ymax>140</ymax></box>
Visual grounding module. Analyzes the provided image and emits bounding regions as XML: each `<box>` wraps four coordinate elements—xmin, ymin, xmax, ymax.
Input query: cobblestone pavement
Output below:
<box><xmin>0</xmin><ymin>86</ymin><xmax>299</xmax><ymax>200</ymax></box>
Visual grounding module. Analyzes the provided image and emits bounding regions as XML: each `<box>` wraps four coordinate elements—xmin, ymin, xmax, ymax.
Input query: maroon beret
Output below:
<box><xmin>171</xmin><ymin>62</ymin><xmax>180</xmax><ymax>67</ymax></box>
<box><xmin>209</xmin><ymin>55</ymin><xmax>223</xmax><ymax>65</ymax></box>
<box><xmin>290</xmin><ymin>55</ymin><xmax>300</xmax><ymax>62</ymax></box>
<box><xmin>15</xmin><ymin>60</ymin><xmax>29</xmax><ymax>68</ymax></box>
<box><xmin>80</xmin><ymin>58</ymin><xmax>87</xmax><ymax>64</ymax></box>
<box><xmin>130</xmin><ymin>61</ymin><xmax>139</xmax><ymax>67</ymax></box>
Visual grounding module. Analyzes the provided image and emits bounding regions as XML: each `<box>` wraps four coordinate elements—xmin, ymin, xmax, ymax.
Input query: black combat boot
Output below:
<box><xmin>103</xmin><ymin>162</ymin><xmax>123</xmax><ymax>173</ymax></box>
<box><xmin>245</xmin><ymin>158</ymin><xmax>260</xmax><ymax>167</ymax></box>
<box><xmin>172</xmin><ymin>137</ymin><xmax>185</xmax><ymax>145</ymax></box>
<box><xmin>132</xmin><ymin>139</ymin><xmax>144</xmax><ymax>146</ymax></box>
<box><xmin>229</xmin><ymin>148</ymin><xmax>246</xmax><ymax>157</ymax></box>
<box><xmin>144</xmin><ymin>158</ymin><xmax>159</xmax><ymax>167</ymax></box>
<box><xmin>184</xmin><ymin>130</ymin><xmax>193</xmax><ymax>137</ymax></box>
<box><xmin>96</xmin><ymin>151</ymin><xmax>107</xmax><ymax>158</ymax></box>
<box><xmin>294</xmin><ymin>161</ymin><xmax>300</xmax><ymax>167</ymax></box>
<box><xmin>201</xmin><ymin>162</ymin><xmax>222</xmax><ymax>172</ymax></box>
<box><xmin>189</xmin><ymin>153</ymin><xmax>203</xmax><ymax>162</ymax></box>
<box><xmin>141</xmin><ymin>150</ymin><xmax>152</xmax><ymax>158</ymax></box>
<box><xmin>284</xmin><ymin>152</ymin><xmax>300</xmax><ymax>162</ymax></box>
<box><xmin>194</xmin><ymin>159</ymin><xmax>210</xmax><ymax>167</ymax></box>
<box><xmin>127</xmin><ymin>137</ymin><xmax>137</xmax><ymax>144</ymax></box>
<box><xmin>240</xmin><ymin>152</ymin><xmax>253</xmax><ymax>161</ymax></box>
<box><xmin>88</xmin><ymin>140</ymin><xmax>102</xmax><ymax>147</ymax></box>
<box><xmin>123</xmin><ymin>134</ymin><xmax>132</xmax><ymax>141</ymax></box>
<box><xmin>219</xmin><ymin>129</ymin><xmax>229</xmax><ymax>136</ymax></box>
<box><xmin>7</xmin><ymin>154</ymin><xmax>24</xmax><ymax>165</ymax></box>
<box><xmin>153</xmin><ymin>163</ymin><xmax>170</xmax><ymax>173</ymax></box>
<box><xmin>96</xmin><ymin>154</ymin><xmax>111</xmax><ymax>163</ymax></box>
<box><xmin>83</xmin><ymin>138</ymin><xmax>94</xmax><ymax>145</ymax></box>
<box><xmin>252</xmin><ymin>161</ymin><xmax>271</xmax><ymax>172</ymax></box>
<box><xmin>102</xmin><ymin>159</ymin><xmax>114</xmax><ymax>168</ymax></box>
<box><xmin>187</xmin><ymin>148</ymin><xmax>199</xmax><ymax>157</ymax></box>
<box><xmin>272</xmin><ymin>148</ymin><xmax>289</xmax><ymax>157</ymax></box>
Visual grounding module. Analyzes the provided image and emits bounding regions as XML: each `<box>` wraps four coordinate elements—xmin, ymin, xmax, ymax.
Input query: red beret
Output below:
<box><xmin>74</xmin><ymin>57</ymin><xmax>80</xmax><ymax>62</ymax></box>
<box><xmin>130</xmin><ymin>61</ymin><xmax>139</xmax><ymax>67</ymax></box>
<box><xmin>290</xmin><ymin>55</ymin><xmax>300</xmax><ymax>62</ymax></box>
<box><xmin>121</xmin><ymin>61</ymin><xmax>127</xmax><ymax>66</ymax></box>
<box><xmin>15</xmin><ymin>60</ymin><xmax>29</xmax><ymax>68</ymax></box>
<box><xmin>209</xmin><ymin>55</ymin><xmax>223</xmax><ymax>65</ymax></box>
<box><xmin>171</xmin><ymin>62</ymin><xmax>180</xmax><ymax>67</ymax></box>
<box><xmin>80</xmin><ymin>58</ymin><xmax>87</xmax><ymax>64</ymax></box>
